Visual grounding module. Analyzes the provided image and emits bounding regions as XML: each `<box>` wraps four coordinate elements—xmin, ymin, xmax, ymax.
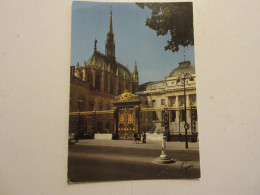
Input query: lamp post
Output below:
<box><xmin>177</xmin><ymin>72</ymin><xmax>193</xmax><ymax>149</ymax></box>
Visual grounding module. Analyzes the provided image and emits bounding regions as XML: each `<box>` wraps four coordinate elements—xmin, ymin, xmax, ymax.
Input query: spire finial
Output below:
<box><xmin>108</xmin><ymin>8</ymin><xmax>113</xmax><ymax>34</ymax></box>
<box><xmin>134</xmin><ymin>59</ymin><xmax>137</xmax><ymax>73</ymax></box>
<box><xmin>105</xmin><ymin>8</ymin><xmax>115</xmax><ymax>59</ymax></box>
<box><xmin>94</xmin><ymin>39</ymin><xmax>97</xmax><ymax>52</ymax></box>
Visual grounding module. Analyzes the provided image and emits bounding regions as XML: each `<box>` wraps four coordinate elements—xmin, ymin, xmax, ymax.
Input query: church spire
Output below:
<box><xmin>133</xmin><ymin>59</ymin><xmax>139</xmax><ymax>83</ymax></box>
<box><xmin>134</xmin><ymin>59</ymin><xmax>138</xmax><ymax>73</ymax></box>
<box><xmin>108</xmin><ymin>9</ymin><xmax>113</xmax><ymax>34</ymax></box>
<box><xmin>94</xmin><ymin>39</ymin><xmax>97</xmax><ymax>52</ymax></box>
<box><xmin>105</xmin><ymin>9</ymin><xmax>115</xmax><ymax>60</ymax></box>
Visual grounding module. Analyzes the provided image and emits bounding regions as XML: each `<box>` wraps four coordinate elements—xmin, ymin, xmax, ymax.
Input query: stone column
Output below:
<box><xmin>176</xmin><ymin>96</ymin><xmax>179</xmax><ymax>108</ymax></box>
<box><xmin>186</xmin><ymin>94</ymin><xmax>190</xmax><ymax>107</ymax></box>
<box><xmin>173</xmin><ymin>110</ymin><xmax>179</xmax><ymax>135</ymax></box>
<box><xmin>186</xmin><ymin>95</ymin><xmax>191</xmax><ymax>130</ymax></box>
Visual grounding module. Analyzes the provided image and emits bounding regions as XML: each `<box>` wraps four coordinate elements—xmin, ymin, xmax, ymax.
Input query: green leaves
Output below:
<box><xmin>137</xmin><ymin>2</ymin><xmax>194</xmax><ymax>53</ymax></box>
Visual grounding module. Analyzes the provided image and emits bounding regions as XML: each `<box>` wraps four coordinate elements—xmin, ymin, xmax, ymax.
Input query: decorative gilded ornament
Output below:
<box><xmin>115</xmin><ymin>90</ymin><xmax>137</xmax><ymax>101</ymax></box>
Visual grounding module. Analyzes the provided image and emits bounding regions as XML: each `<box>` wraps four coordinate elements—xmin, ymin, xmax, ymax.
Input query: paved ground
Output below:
<box><xmin>68</xmin><ymin>139</ymin><xmax>200</xmax><ymax>182</ymax></box>
<box><xmin>77</xmin><ymin>139</ymin><xmax>200</xmax><ymax>151</ymax></box>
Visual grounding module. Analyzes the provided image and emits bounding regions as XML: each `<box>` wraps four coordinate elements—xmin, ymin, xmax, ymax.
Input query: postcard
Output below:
<box><xmin>68</xmin><ymin>1</ymin><xmax>200</xmax><ymax>182</ymax></box>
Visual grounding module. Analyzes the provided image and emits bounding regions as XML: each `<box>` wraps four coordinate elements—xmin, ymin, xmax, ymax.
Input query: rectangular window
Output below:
<box><xmin>161</xmin><ymin>99</ymin><xmax>165</xmax><ymax>105</ymax></box>
<box><xmin>180</xmin><ymin>96</ymin><xmax>185</xmax><ymax>106</ymax></box>
<box><xmin>171</xmin><ymin>97</ymin><xmax>176</xmax><ymax>105</ymax></box>
<box><xmin>190</xmin><ymin>95</ymin><xmax>196</xmax><ymax>105</ymax></box>
<box><xmin>152</xmin><ymin>100</ymin><xmax>156</xmax><ymax>107</ymax></box>
<box><xmin>171</xmin><ymin>110</ymin><xmax>176</xmax><ymax>122</ymax></box>
<box><xmin>181</xmin><ymin>110</ymin><xmax>186</xmax><ymax>122</ymax></box>
<box><xmin>152</xmin><ymin>111</ymin><xmax>157</xmax><ymax>121</ymax></box>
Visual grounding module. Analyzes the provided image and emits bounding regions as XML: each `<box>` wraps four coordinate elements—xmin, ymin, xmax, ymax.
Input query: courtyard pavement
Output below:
<box><xmin>76</xmin><ymin>139</ymin><xmax>199</xmax><ymax>151</ymax></box>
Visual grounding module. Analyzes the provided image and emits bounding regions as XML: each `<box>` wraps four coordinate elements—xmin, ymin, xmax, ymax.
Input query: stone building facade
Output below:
<box><xmin>69</xmin><ymin>11</ymin><xmax>139</xmax><ymax>137</ymax></box>
<box><xmin>137</xmin><ymin>61</ymin><xmax>198</xmax><ymax>141</ymax></box>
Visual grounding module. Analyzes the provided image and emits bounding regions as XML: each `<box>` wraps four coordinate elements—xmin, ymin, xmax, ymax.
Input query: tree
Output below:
<box><xmin>137</xmin><ymin>2</ymin><xmax>194</xmax><ymax>53</ymax></box>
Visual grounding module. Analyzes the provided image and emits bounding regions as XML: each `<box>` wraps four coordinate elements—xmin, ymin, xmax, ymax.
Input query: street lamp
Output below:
<box><xmin>176</xmin><ymin>72</ymin><xmax>193</xmax><ymax>149</ymax></box>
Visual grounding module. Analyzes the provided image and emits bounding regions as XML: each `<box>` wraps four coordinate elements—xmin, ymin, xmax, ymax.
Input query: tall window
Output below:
<box><xmin>152</xmin><ymin>111</ymin><xmax>157</xmax><ymax>121</ymax></box>
<box><xmin>77</xmin><ymin>97</ymin><xmax>84</xmax><ymax>111</ymax></box>
<box><xmin>171</xmin><ymin>110</ymin><xmax>176</xmax><ymax>122</ymax></box>
<box><xmin>118</xmin><ymin>84</ymin><xmax>122</xmax><ymax>95</ymax></box>
<box><xmin>95</xmin><ymin>74</ymin><xmax>100</xmax><ymax>90</ymax></box>
<box><xmin>181</xmin><ymin>110</ymin><xmax>186</xmax><ymax>121</ymax></box>
<box><xmin>87</xmin><ymin>72</ymin><xmax>93</xmax><ymax>85</ymax></box>
<box><xmin>171</xmin><ymin>97</ymin><xmax>176</xmax><ymax>105</ymax></box>
<box><xmin>152</xmin><ymin>100</ymin><xmax>156</xmax><ymax>107</ymax></box>
<box><xmin>161</xmin><ymin>99</ymin><xmax>165</xmax><ymax>105</ymax></box>
<box><xmin>180</xmin><ymin>96</ymin><xmax>185</xmax><ymax>106</ymax></box>
<box><xmin>110</xmin><ymin>78</ymin><xmax>114</xmax><ymax>94</ymax></box>
<box><xmin>190</xmin><ymin>95</ymin><xmax>196</xmax><ymax>105</ymax></box>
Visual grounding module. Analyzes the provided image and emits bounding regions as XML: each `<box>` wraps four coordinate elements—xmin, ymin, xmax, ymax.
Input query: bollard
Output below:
<box><xmin>160</xmin><ymin>136</ymin><xmax>167</xmax><ymax>158</ymax></box>
<box><xmin>153</xmin><ymin>135</ymin><xmax>175</xmax><ymax>164</ymax></box>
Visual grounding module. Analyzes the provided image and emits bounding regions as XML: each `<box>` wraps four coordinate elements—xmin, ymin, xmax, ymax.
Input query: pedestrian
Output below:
<box><xmin>137</xmin><ymin>133</ymin><xmax>140</xmax><ymax>144</ymax></box>
<box><xmin>142</xmin><ymin>132</ymin><xmax>146</xmax><ymax>143</ymax></box>
<box><xmin>133</xmin><ymin>133</ymin><xmax>137</xmax><ymax>144</ymax></box>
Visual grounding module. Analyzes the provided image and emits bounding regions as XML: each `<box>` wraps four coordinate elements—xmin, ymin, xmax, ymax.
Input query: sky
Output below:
<box><xmin>71</xmin><ymin>1</ymin><xmax>195</xmax><ymax>84</ymax></box>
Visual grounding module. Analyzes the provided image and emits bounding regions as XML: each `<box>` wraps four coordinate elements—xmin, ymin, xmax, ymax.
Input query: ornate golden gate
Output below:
<box><xmin>118</xmin><ymin>107</ymin><xmax>136</xmax><ymax>140</ymax></box>
<box><xmin>113</xmin><ymin>90</ymin><xmax>140</xmax><ymax>140</ymax></box>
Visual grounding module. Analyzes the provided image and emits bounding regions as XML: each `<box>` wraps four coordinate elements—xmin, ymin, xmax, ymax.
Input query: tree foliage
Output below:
<box><xmin>137</xmin><ymin>2</ymin><xmax>194</xmax><ymax>53</ymax></box>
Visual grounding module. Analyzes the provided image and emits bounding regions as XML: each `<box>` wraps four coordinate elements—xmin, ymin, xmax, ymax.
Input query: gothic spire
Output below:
<box><xmin>108</xmin><ymin>9</ymin><xmax>113</xmax><ymax>34</ymax></box>
<box><xmin>133</xmin><ymin>59</ymin><xmax>139</xmax><ymax>83</ymax></box>
<box><xmin>94</xmin><ymin>39</ymin><xmax>97</xmax><ymax>52</ymax></box>
<box><xmin>105</xmin><ymin>9</ymin><xmax>115</xmax><ymax>60</ymax></box>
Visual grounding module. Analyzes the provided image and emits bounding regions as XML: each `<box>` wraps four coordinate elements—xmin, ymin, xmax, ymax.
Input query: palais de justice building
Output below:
<box><xmin>137</xmin><ymin>61</ymin><xmax>198</xmax><ymax>141</ymax></box>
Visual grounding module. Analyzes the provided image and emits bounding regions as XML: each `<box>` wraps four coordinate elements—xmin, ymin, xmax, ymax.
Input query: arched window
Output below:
<box><xmin>110</xmin><ymin>78</ymin><xmax>114</xmax><ymax>94</ymax></box>
<box><xmin>95</xmin><ymin>74</ymin><xmax>101</xmax><ymax>90</ymax></box>
<box><xmin>86</xmin><ymin>72</ymin><xmax>93</xmax><ymax>85</ymax></box>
